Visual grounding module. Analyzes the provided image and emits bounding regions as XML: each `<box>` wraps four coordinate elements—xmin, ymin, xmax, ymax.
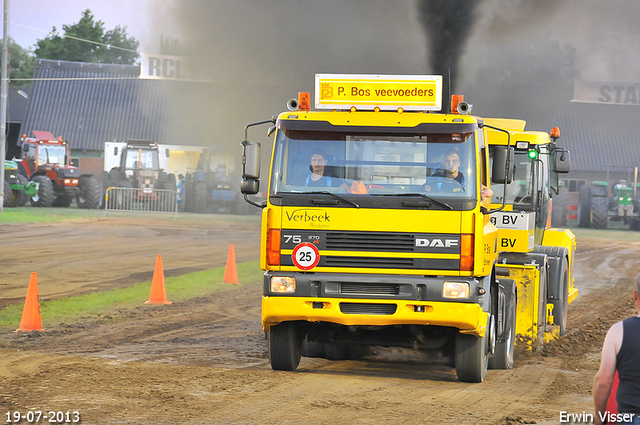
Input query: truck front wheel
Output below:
<box><xmin>489</xmin><ymin>279</ymin><xmax>516</xmax><ymax>370</ymax></box>
<box><xmin>455</xmin><ymin>319</ymin><xmax>490</xmax><ymax>383</ymax></box>
<box><xmin>268</xmin><ymin>322</ymin><xmax>302</xmax><ymax>371</ymax></box>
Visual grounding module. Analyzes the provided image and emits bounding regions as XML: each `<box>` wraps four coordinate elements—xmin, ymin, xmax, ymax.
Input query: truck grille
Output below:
<box><xmin>339</xmin><ymin>302</ymin><xmax>397</xmax><ymax>315</ymax></box>
<box><xmin>326</xmin><ymin>232</ymin><xmax>414</xmax><ymax>252</ymax></box>
<box><xmin>325</xmin><ymin>256</ymin><xmax>414</xmax><ymax>268</ymax></box>
<box><xmin>340</xmin><ymin>283</ymin><xmax>400</xmax><ymax>296</ymax></box>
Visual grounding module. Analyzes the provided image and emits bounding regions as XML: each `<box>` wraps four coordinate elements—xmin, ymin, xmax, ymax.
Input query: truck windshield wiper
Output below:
<box><xmin>379</xmin><ymin>193</ymin><xmax>453</xmax><ymax>210</ymax></box>
<box><xmin>296</xmin><ymin>191</ymin><xmax>360</xmax><ymax>208</ymax></box>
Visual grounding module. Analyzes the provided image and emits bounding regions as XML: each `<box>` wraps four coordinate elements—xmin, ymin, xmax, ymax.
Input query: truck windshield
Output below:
<box><xmin>124</xmin><ymin>149</ymin><xmax>158</xmax><ymax>170</ymax></box>
<box><xmin>271</xmin><ymin>129</ymin><xmax>477</xmax><ymax>199</ymax></box>
<box><xmin>37</xmin><ymin>145</ymin><xmax>66</xmax><ymax>166</ymax></box>
<box><xmin>491</xmin><ymin>151</ymin><xmax>534</xmax><ymax>205</ymax></box>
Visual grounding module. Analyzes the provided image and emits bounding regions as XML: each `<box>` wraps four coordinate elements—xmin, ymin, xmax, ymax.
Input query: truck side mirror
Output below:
<box><xmin>554</xmin><ymin>148</ymin><xmax>570</xmax><ymax>173</ymax></box>
<box><xmin>242</xmin><ymin>142</ymin><xmax>261</xmax><ymax>180</ymax></box>
<box><xmin>491</xmin><ymin>145</ymin><xmax>514</xmax><ymax>184</ymax></box>
<box><xmin>241</xmin><ymin>179</ymin><xmax>260</xmax><ymax>195</ymax></box>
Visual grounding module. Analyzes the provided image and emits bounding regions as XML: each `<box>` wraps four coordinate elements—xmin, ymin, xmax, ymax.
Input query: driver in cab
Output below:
<box><xmin>421</xmin><ymin>149</ymin><xmax>493</xmax><ymax>202</ymax></box>
<box><xmin>421</xmin><ymin>149</ymin><xmax>465</xmax><ymax>192</ymax></box>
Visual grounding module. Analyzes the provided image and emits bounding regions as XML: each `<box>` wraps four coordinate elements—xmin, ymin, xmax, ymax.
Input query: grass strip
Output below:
<box><xmin>0</xmin><ymin>261</ymin><xmax>263</xmax><ymax>330</ymax></box>
<box><xmin>0</xmin><ymin>207</ymin><xmax>105</xmax><ymax>223</ymax></box>
<box><xmin>0</xmin><ymin>207</ymin><xmax>261</xmax><ymax>224</ymax></box>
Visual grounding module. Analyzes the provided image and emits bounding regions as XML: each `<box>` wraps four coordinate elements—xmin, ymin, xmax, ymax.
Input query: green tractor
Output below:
<box><xmin>578</xmin><ymin>180</ymin><xmax>640</xmax><ymax>230</ymax></box>
<box><xmin>3</xmin><ymin>160</ymin><xmax>39</xmax><ymax>207</ymax></box>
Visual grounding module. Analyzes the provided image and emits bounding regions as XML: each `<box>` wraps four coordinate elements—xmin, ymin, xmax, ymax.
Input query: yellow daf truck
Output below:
<box><xmin>241</xmin><ymin>74</ymin><xmax>517</xmax><ymax>382</ymax></box>
<box><xmin>485</xmin><ymin>119</ymin><xmax>578</xmax><ymax>347</ymax></box>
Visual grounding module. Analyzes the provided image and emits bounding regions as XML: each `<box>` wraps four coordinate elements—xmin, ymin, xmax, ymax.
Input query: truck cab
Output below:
<box><xmin>242</xmin><ymin>75</ymin><xmax>516</xmax><ymax>382</ymax></box>
<box><xmin>486</xmin><ymin>119</ymin><xmax>577</xmax><ymax>342</ymax></box>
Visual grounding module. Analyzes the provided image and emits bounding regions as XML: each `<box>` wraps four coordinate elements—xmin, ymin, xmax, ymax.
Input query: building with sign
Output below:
<box><xmin>14</xmin><ymin>58</ymin><xmax>224</xmax><ymax>178</ymax></box>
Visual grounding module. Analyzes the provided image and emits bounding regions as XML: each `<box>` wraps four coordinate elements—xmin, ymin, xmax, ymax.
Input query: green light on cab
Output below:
<box><xmin>528</xmin><ymin>150</ymin><xmax>537</xmax><ymax>159</ymax></box>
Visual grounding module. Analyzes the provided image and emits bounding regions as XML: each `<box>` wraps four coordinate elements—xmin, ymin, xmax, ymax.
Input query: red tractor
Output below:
<box><xmin>16</xmin><ymin>131</ymin><xmax>101</xmax><ymax>208</ymax></box>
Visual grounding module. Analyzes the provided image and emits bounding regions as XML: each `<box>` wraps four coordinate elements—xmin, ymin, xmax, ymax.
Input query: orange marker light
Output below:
<box><xmin>298</xmin><ymin>92</ymin><xmax>311</xmax><ymax>111</ymax></box>
<box><xmin>451</xmin><ymin>94</ymin><xmax>464</xmax><ymax>114</ymax></box>
<box><xmin>266</xmin><ymin>229</ymin><xmax>281</xmax><ymax>266</ymax></box>
<box><xmin>550</xmin><ymin>127</ymin><xmax>560</xmax><ymax>138</ymax></box>
<box><xmin>460</xmin><ymin>234</ymin><xmax>474</xmax><ymax>272</ymax></box>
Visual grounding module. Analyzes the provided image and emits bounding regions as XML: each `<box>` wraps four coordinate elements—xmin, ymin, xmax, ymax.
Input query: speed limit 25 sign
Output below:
<box><xmin>291</xmin><ymin>242</ymin><xmax>320</xmax><ymax>270</ymax></box>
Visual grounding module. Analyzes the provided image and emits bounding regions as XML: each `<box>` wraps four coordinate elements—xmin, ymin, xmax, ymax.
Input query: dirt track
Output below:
<box><xmin>1</xmin><ymin>214</ymin><xmax>639</xmax><ymax>425</ymax></box>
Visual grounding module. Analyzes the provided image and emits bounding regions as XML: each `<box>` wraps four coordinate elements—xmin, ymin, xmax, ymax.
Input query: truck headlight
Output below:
<box><xmin>270</xmin><ymin>276</ymin><xmax>296</xmax><ymax>293</ymax></box>
<box><xmin>443</xmin><ymin>281</ymin><xmax>470</xmax><ymax>299</ymax></box>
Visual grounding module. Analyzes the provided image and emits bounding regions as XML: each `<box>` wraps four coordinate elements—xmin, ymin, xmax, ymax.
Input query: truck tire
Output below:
<box><xmin>8</xmin><ymin>175</ymin><xmax>27</xmax><ymax>207</ymax></box>
<box><xmin>77</xmin><ymin>178</ymin><xmax>101</xmax><ymax>209</ymax></box>
<box><xmin>53</xmin><ymin>194</ymin><xmax>73</xmax><ymax>207</ymax></box>
<box><xmin>488</xmin><ymin>279</ymin><xmax>516</xmax><ymax>370</ymax></box>
<box><xmin>550</xmin><ymin>257</ymin><xmax>569</xmax><ymax>336</ymax></box>
<box><xmin>194</xmin><ymin>181</ymin><xmax>208</xmax><ymax>213</ymax></box>
<box><xmin>577</xmin><ymin>185</ymin><xmax>591</xmax><ymax>228</ymax></box>
<box><xmin>30</xmin><ymin>176</ymin><xmax>54</xmax><ymax>207</ymax></box>
<box><xmin>3</xmin><ymin>181</ymin><xmax>11</xmax><ymax>207</ymax></box>
<box><xmin>268</xmin><ymin>322</ymin><xmax>302</xmax><ymax>371</ymax></box>
<box><xmin>590</xmin><ymin>195</ymin><xmax>608</xmax><ymax>229</ymax></box>
<box><xmin>455</xmin><ymin>317</ymin><xmax>489</xmax><ymax>383</ymax></box>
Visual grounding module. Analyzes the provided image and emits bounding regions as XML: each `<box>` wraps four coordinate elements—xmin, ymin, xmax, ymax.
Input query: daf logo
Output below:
<box><xmin>415</xmin><ymin>238</ymin><xmax>459</xmax><ymax>248</ymax></box>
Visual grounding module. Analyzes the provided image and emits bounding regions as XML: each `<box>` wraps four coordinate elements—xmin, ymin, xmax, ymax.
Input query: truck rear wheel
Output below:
<box><xmin>455</xmin><ymin>319</ymin><xmax>489</xmax><ymax>383</ymax></box>
<box><xmin>577</xmin><ymin>185</ymin><xmax>591</xmax><ymax>228</ymax></box>
<box><xmin>590</xmin><ymin>195</ymin><xmax>608</xmax><ymax>229</ymax></box>
<box><xmin>489</xmin><ymin>279</ymin><xmax>516</xmax><ymax>370</ymax></box>
<box><xmin>77</xmin><ymin>178</ymin><xmax>101</xmax><ymax>209</ymax></box>
<box><xmin>268</xmin><ymin>322</ymin><xmax>302</xmax><ymax>371</ymax></box>
<box><xmin>550</xmin><ymin>257</ymin><xmax>569</xmax><ymax>336</ymax></box>
<box><xmin>30</xmin><ymin>176</ymin><xmax>54</xmax><ymax>207</ymax></box>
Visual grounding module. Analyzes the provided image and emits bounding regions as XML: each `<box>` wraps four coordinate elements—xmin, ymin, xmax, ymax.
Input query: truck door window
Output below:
<box><xmin>490</xmin><ymin>150</ymin><xmax>534</xmax><ymax>206</ymax></box>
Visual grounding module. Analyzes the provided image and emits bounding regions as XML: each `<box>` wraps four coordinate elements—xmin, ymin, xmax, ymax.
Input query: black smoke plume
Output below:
<box><xmin>417</xmin><ymin>0</ymin><xmax>479</xmax><ymax>98</ymax></box>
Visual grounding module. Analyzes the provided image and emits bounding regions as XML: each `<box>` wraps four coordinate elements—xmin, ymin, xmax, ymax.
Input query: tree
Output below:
<box><xmin>34</xmin><ymin>9</ymin><xmax>139</xmax><ymax>65</ymax></box>
<box><xmin>103</xmin><ymin>26</ymin><xmax>140</xmax><ymax>64</ymax></box>
<box><xmin>7</xmin><ymin>38</ymin><xmax>34</xmax><ymax>87</ymax></box>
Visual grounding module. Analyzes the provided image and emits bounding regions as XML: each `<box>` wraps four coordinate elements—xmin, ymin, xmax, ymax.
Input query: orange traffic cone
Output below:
<box><xmin>145</xmin><ymin>255</ymin><xmax>172</xmax><ymax>305</ymax></box>
<box><xmin>15</xmin><ymin>272</ymin><xmax>45</xmax><ymax>332</ymax></box>
<box><xmin>223</xmin><ymin>244</ymin><xmax>241</xmax><ymax>285</ymax></box>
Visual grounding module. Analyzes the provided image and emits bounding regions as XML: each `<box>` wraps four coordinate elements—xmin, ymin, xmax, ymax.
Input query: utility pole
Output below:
<box><xmin>0</xmin><ymin>0</ymin><xmax>8</xmax><ymax>213</ymax></box>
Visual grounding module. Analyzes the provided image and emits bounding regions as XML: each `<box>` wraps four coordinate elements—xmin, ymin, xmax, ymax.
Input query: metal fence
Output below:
<box><xmin>104</xmin><ymin>187</ymin><xmax>178</xmax><ymax>218</ymax></box>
